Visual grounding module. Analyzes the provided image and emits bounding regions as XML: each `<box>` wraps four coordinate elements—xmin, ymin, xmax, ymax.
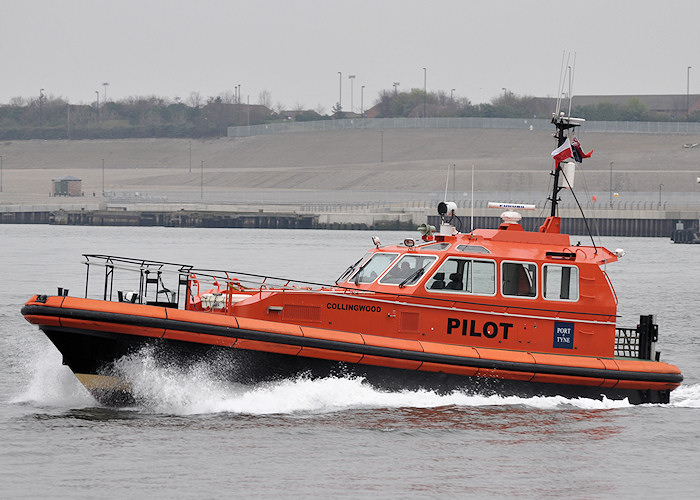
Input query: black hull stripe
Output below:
<box><xmin>22</xmin><ymin>304</ymin><xmax>683</xmax><ymax>385</ymax></box>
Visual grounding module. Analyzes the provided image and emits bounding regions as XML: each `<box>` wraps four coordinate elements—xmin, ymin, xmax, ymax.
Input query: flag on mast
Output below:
<box><xmin>571</xmin><ymin>136</ymin><xmax>593</xmax><ymax>162</ymax></box>
<box><xmin>551</xmin><ymin>138</ymin><xmax>573</xmax><ymax>163</ymax></box>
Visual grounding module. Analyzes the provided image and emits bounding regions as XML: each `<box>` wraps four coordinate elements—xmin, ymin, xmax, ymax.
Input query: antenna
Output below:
<box><xmin>443</xmin><ymin>164</ymin><xmax>450</xmax><ymax>201</ymax></box>
<box><xmin>452</xmin><ymin>163</ymin><xmax>456</xmax><ymax>201</ymax></box>
<box><xmin>567</xmin><ymin>52</ymin><xmax>577</xmax><ymax>117</ymax></box>
<box><xmin>550</xmin><ymin>51</ymin><xmax>581</xmax><ymax>218</ymax></box>
<box><xmin>443</xmin><ymin>164</ymin><xmax>456</xmax><ymax>202</ymax></box>
<box><xmin>555</xmin><ymin>51</ymin><xmax>570</xmax><ymax>117</ymax></box>
<box><xmin>470</xmin><ymin>164</ymin><xmax>474</xmax><ymax>232</ymax></box>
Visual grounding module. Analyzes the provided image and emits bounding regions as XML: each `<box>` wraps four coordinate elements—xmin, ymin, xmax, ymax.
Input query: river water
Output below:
<box><xmin>1</xmin><ymin>225</ymin><xmax>699</xmax><ymax>498</ymax></box>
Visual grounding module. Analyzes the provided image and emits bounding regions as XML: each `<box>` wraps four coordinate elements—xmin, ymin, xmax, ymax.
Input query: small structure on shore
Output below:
<box><xmin>52</xmin><ymin>175</ymin><xmax>82</xmax><ymax>197</ymax></box>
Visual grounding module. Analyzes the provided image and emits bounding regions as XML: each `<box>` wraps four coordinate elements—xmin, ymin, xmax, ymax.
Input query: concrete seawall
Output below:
<box><xmin>1</xmin><ymin>202</ymin><xmax>696</xmax><ymax>237</ymax></box>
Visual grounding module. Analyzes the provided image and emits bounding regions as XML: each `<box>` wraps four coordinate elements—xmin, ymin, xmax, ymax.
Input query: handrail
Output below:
<box><xmin>81</xmin><ymin>254</ymin><xmax>620</xmax><ymax>320</ymax></box>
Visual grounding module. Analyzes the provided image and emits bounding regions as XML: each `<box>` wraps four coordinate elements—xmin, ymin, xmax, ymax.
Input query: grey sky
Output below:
<box><xmin>2</xmin><ymin>0</ymin><xmax>699</xmax><ymax>112</ymax></box>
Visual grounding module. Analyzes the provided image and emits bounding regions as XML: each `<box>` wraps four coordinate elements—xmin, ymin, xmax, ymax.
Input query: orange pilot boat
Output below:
<box><xmin>22</xmin><ymin>113</ymin><xmax>683</xmax><ymax>405</ymax></box>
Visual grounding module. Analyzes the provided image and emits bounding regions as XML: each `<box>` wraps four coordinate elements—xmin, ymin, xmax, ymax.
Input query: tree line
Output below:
<box><xmin>0</xmin><ymin>93</ymin><xmax>291</xmax><ymax>140</ymax></box>
<box><xmin>370</xmin><ymin>89</ymin><xmax>700</xmax><ymax>122</ymax></box>
<box><xmin>2</xmin><ymin>89</ymin><xmax>698</xmax><ymax>140</ymax></box>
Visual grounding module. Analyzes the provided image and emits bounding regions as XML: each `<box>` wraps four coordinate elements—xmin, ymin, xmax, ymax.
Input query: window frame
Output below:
<box><xmin>542</xmin><ymin>263</ymin><xmax>580</xmax><ymax>302</ymax></box>
<box><xmin>348</xmin><ymin>252</ymin><xmax>399</xmax><ymax>284</ymax></box>
<box><xmin>425</xmin><ymin>257</ymin><xmax>497</xmax><ymax>297</ymax></box>
<box><xmin>379</xmin><ymin>254</ymin><xmax>438</xmax><ymax>287</ymax></box>
<box><xmin>501</xmin><ymin>260</ymin><xmax>538</xmax><ymax>299</ymax></box>
<box><xmin>455</xmin><ymin>244</ymin><xmax>491</xmax><ymax>255</ymax></box>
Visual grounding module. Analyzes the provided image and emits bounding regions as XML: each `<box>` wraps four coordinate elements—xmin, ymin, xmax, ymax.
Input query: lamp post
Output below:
<box><xmin>337</xmin><ymin>72</ymin><xmax>342</xmax><ymax>109</ymax></box>
<box><xmin>101</xmin><ymin>158</ymin><xmax>105</xmax><ymax>196</ymax></box>
<box><xmin>380</xmin><ymin>130</ymin><xmax>384</xmax><ymax>163</ymax></box>
<box><xmin>1</xmin><ymin>155</ymin><xmax>3</xmax><ymax>193</ymax></box>
<box><xmin>361</xmin><ymin>85</ymin><xmax>365</xmax><ymax>117</ymax></box>
<box><xmin>658</xmin><ymin>183</ymin><xmax>664</xmax><ymax>207</ymax></box>
<box><xmin>609</xmin><ymin>161</ymin><xmax>613</xmax><ymax>208</ymax></box>
<box><xmin>687</xmin><ymin>66</ymin><xmax>692</xmax><ymax>115</ymax></box>
<box><xmin>103</xmin><ymin>82</ymin><xmax>109</xmax><ymax>103</ymax></box>
<box><xmin>201</xmin><ymin>160</ymin><xmax>204</xmax><ymax>200</ymax></box>
<box><xmin>39</xmin><ymin>89</ymin><xmax>44</xmax><ymax>126</ymax></box>
<box><xmin>423</xmin><ymin>67</ymin><xmax>427</xmax><ymax>118</ymax></box>
<box><xmin>348</xmin><ymin>75</ymin><xmax>355</xmax><ymax>113</ymax></box>
<box><xmin>95</xmin><ymin>90</ymin><xmax>100</xmax><ymax>126</ymax></box>
<box><xmin>393</xmin><ymin>82</ymin><xmax>400</xmax><ymax>95</ymax></box>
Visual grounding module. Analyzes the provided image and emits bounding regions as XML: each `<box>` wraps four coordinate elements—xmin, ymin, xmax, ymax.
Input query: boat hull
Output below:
<box><xmin>36</xmin><ymin>324</ymin><xmax>678</xmax><ymax>406</ymax></box>
<box><xmin>22</xmin><ymin>296</ymin><xmax>682</xmax><ymax>405</ymax></box>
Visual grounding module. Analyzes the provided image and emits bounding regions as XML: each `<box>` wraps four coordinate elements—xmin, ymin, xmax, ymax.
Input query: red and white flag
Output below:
<box><xmin>571</xmin><ymin>136</ymin><xmax>593</xmax><ymax>162</ymax></box>
<box><xmin>551</xmin><ymin>138</ymin><xmax>573</xmax><ymax>163</ymax></box>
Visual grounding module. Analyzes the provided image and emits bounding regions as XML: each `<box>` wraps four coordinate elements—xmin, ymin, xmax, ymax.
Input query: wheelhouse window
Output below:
<box><xmin>426</xmin><ymin>258</ymin><xmax>496</xmax><ymax>295</ymax></box>
<box><xmin>379</xmin><ymin>254</ymin><xmax>437</xmax><ymax>286</ymax></box>
<box><xmin>350</xmin><ymin>253</ymin><xmax>398</xmax><ymax>284</ymax></box>
<box><xmin>455</xmin><ymin>244</ymin><xmax>490</xmax><ymax>254</ymax></box>
<box><xmin>543</xmin><ymin>264</ymin><xmax>579</xmax><ymax>301</ymax></box>
<box><xmin>502</xmin><ymin>261</ymin><xmax>537</xmax><ymax>298</ymax></box>
<box><xmin>419</xmin><ymin>242</ymin><xmax>451</xmax><ymax>251</ymax></box>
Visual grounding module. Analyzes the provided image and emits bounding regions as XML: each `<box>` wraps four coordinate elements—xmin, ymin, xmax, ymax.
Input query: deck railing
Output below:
<box><xmin>83</xmin><ymin>255</ymin><xmax>663</xmax><ymax>361</ymax></box>
<box><xmin>615</xmin><ymin>315</ymin><xmax>659</xmax><ymax>360</ymax></box>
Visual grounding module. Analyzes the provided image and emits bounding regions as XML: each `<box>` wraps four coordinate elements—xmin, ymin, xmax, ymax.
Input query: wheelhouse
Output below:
<box><xmin>338</xmin><ymin>228</ymin><xmax>609</xmax><ymax>310</ymax></box>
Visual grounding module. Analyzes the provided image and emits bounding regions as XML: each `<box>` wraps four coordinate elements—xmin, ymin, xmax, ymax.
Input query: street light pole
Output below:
<box><xmin>423</xmin><ymin>67</ymin><xmax>427</xmax><ymax>118</ymax></box>
<box><xmin>609</xmin><ymin>161</ymin><xmax>613</xmax><ymax>208</ymax></box>
<box><xmin>1</xmin><ymin>155</ymin><xmax>3</xmax><ymax>193</ymax></box>
<box><xmin>103</xmin><ymin>82</ymin><xmax>109</xmax><ymax>103</ymax></box>
<box><xmin>659</xmin><ymin>183</ymin><xmax>664</xmax><ymax>207</ymax></box>
<box><xmin>338</xmin><ymin>72</ymin><xmax>342</xmax><ymax>109</ymax></box>
<box><xmin>380</xmin><ymin>130</ymin><xmax>384</xmax><ymax>163</ymax></box>
<box><xmin>348</xmin><ymin>75</ymin><xmax>355</xmax><ymax>113</ymax></box>
<box><xmin>101</xmin><ymin>158</ymin><xmax>105</xmax><ymax>196</ymax></box>
<box><xmin>688</xmin><ymin>66</ymin><xmax>692</xmax><ymax>115</ymax></box>
<box><xmin>201</xmin><ymin>160</ymin><xmax>204</xmax><ymax>200</ymax></box>
<box><xmin>361</xmin><ymin>85</ymin><xmax>365</xmax><ymax>117</ymax></box>
<box><xmin>39</xmin><ymin>89</ymin><xmax>44</xmax><ymax>126</ymax></box>
<box><xmin>393</xmin><ymin>82</ymin><xmax>400</xmax><ymax>95</ymax></box>
<box><xmin>95</xmin><ymin>91</ymin><xmax>100</xmax><ymax>126</ymax></box>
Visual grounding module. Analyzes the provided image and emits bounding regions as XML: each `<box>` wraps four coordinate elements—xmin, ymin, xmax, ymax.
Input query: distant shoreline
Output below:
<box><xmin>1</xmin><ymin>127</ymin><xmax>698</xmax><ymax>217</ymax></box>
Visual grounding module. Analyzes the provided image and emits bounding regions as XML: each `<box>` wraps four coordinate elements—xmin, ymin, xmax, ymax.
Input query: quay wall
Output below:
<box><xmin>0</xmin><ymin>204</ymin><xmax>696</xmax><ymax>237</ymax></box>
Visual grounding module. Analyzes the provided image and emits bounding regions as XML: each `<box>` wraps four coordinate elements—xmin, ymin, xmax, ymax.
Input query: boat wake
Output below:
<box><xmin>9</xmin><ymin>345</ymin><xmax>96</xmax><ymax>409</ymax></box>
<box><xmin>16</xmin><ymin>348</ymin><xmax>700</xmax><ymax>414</ymax></box>
<box><xmin>103</xmin><ymin>349</ymin><xmax>634</xmax><ymax>414</ymax></box>
<box><xmin>668</xmin><ymin>383</ymin><xmax>700</xmax><ymax>407</ymax></box>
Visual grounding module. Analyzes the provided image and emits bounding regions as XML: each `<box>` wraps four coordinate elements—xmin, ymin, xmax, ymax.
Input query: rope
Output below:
<box><xmin>559</xmin><ymin>163</ymin><xmax>597</xmax><ymax>253</ymax></box>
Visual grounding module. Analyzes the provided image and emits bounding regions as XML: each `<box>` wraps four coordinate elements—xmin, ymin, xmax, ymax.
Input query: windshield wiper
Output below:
<box><xmin>353</xmin><ymin>260</ymin><xmax>374</xmax><ymax>286</ymax></box>
<box><xmin>399</xmin><ymin>266</ymin><xmax>426</xmax><ymax>288</ymax></box>
<box><xmin>335</xmin><ymin>256</ymin><xmax>364</xmax><ymax>285</ymax></box>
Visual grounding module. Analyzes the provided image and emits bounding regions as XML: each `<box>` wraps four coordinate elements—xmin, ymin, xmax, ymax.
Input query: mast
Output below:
<box><xmin>549</xmin><ymin>113</ymin><xmax>583</xmax><ymax>216</ymax></box>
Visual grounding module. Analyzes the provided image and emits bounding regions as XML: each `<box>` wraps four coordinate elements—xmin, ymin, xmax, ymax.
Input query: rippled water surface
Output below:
<box><xmin>1</xmin><ymin>225</ymin><xmax>699</xmax><ymax>498</ymax></box>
